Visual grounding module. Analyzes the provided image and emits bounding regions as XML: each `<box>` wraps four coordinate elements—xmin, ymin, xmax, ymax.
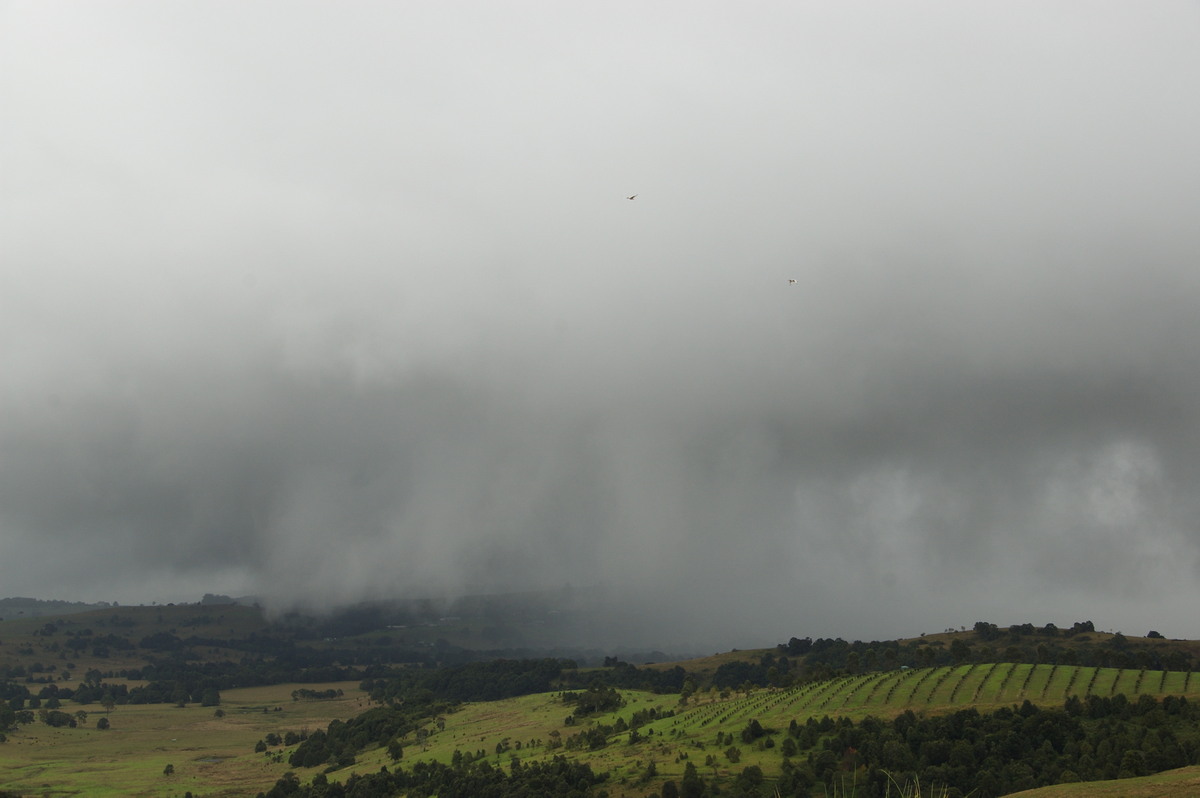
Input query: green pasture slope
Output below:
<box><xmin>0</xmin><ymin>681</ymin><xmax>370</xmax><ymax>798</ymax></box>
<box><xmin>631</xmin><ymin>663</ymin><xmax>1195</xmax><ymax>738</ymax></box>
<box><xmin>747</xmin><ymin>663</ymin><xmax>1200</xmax><ymax>720</ymax></box>
<box><xmin>383</xmin><ymin>664</ymin><xmax>1200</xmax><ymax>798</ymax></box>
<box><xmin>1005</xmin><ymin>765</ymin><xmax>1200</xmax><ymax>798</ymax></box>
<box><xmin>5</xmin><ymin>663</ymin><xmax>1200</xmax><ymax>797</ymax></box>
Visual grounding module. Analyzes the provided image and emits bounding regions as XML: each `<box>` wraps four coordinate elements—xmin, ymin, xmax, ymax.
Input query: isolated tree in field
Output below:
<box><xmin>96</xmin><ymin>717</ymin><xmax>110</xmax><ymax>730</ymax></box>
<box><xmin>101</xmin><ymin>692</ymin><xmax>115</xmax><ymax>714</ymax></box>
<box><xmin>740</xmin><ymin>719</ymin><xmax>765</xmax><ymax>743</ymax></box>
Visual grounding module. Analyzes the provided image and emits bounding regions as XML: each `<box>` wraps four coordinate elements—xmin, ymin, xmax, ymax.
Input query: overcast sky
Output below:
<box><xmin>3</xmin><ymin>2</ymin><xmax>1200</xmax><ymax>649</ymax></box>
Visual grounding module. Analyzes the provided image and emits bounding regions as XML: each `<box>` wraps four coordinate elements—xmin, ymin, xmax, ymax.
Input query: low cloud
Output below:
<box><xmin>3</xmin><ymin>2</ymin><xmax>1200</xmax><ymax>647</ymax></box>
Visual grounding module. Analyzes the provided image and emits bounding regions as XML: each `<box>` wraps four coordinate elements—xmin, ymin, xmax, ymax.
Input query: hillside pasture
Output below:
<box><xmin>1005</xmin><ymin>765</ymin><xmax>1200</xmax><ymax>798</ymax></box>
<box><xmin>365</xmin><ymin>665</ymin><xmax>1200</xmax><ymax>798</ymax></box>
<box><xmin>6</xmin><ymin>664</ymin><xmax>1200</xmax><ymax>797</ymax></box>
<box><xmin>0</xmin><ymin>681</ymin><xmax>366</xmax><ymax>798</ymax></box>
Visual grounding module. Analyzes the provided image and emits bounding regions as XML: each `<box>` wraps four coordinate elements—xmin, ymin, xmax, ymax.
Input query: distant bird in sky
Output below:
<box><xmin>627</xmin><ymin>194</ymin><xmax>637</xmax><ymax>200</ymax></box>
<box><xmin>787</xmin><ymin>279</ymin><xmax>797</xmax><ymax>285</ymax></box>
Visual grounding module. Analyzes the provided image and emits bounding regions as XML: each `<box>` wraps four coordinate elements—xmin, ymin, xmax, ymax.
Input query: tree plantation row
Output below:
<box><xmin>250</xmin><ymin>662</ymin><xmax>1200</xmax><ymax>798</ymax></box>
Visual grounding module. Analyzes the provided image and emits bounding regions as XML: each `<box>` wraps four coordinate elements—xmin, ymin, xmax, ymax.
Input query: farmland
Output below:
<box><xmin>382</xmin><ymin>664</ymin><xmax>1200</xmax><ymax>797</ymax></box>
<box><xmin>7</xmin><ymin>662</ymin><xmax>1191</xmax><ymax>797</ymax></box>
<box><xmin>6</xmin><ymin>603</ymin><xmax>1200</xmax><ymax>797</ymax></box>
<box><xmin>0</xmin><ymin>681</ymin><xmax>370</xmax><ymax>798</ymax></box>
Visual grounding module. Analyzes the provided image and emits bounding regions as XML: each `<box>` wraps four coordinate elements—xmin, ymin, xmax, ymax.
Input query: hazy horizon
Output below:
<box><xmin>4</xmin><ymin>2</ymin><xmax>1200</xmax><ymax>650</ymax></box>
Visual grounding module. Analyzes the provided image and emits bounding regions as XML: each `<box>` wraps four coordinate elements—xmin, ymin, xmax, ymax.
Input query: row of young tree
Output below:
<box><xmin>769</xmin><ymin>624</ymin><xmax>1194</xmax><ymax>685</ymax></box>
<box><xmin>255</xmin><ymin>694</ymin><xmax>1200</xmax><ymax>798</ymax></box>
<box><xmin>262</xmin><ymin>664</ymin><xmax>1200</xmax><ymax>798</ymax></box>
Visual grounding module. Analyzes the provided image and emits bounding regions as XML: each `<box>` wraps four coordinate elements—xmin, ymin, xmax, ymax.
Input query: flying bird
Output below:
<box><xmin>787</xmin><ymin>279</ymin><xmax>797</xmax><ymax>285</ymax></box>
<box><xmin>627</xmin><ymin>194</ymin><xmax>637</xmax><ymax>200</ymax></box>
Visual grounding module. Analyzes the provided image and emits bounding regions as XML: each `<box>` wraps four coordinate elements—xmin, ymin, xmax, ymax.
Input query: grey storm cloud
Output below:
<box><xmin>3</xmin><ymin>1</ymin><xmax>1200</xmax><ymax>647</ymax></box>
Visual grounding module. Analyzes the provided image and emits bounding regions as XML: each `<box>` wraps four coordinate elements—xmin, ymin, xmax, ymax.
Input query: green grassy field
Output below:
<box><xmin>0</xmin><ymin>681</ymin><xmax>369</xmax><ymax>798</ymax></box>
<box><xmin>355</xmin><ymin>665</ymin><xmax>1200</xmax><ymax>798</ymax></box>
<box><xmin>5</xmin><ymin>664</ymin><xmax>1200</xmax><ymax>797</ymax></box>
<box><xmin>1004</xmin><ymin>765</ymin><xmax>1200</xmax><ymax>798</ymax></box>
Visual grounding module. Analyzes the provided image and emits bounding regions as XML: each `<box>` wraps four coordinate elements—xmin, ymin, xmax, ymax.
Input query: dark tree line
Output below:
<box><xmin>361</xmin><ymin>658</ymin><xmax>572</xmax><ymax>705</ymax></box>
<box><xmin>258</xmin><ymin>755</ymin><xmax>606</xmax><ymax>798</ymax></box>
<box><xmin>772</xmin><ymin>694</ymin><xmax>1200</xmax><ymax>797</ymax></box>
<box><xmin>770</xmin><ymin>622</ymin><xmax>1194</xmax><ymax>686</ymax></box>
<box><xmin>563</xmin><ymin>659</ymin><xmax>690</xmax><ymax>693</ymax></box>
<box><xmin>287</xmin><ymin>704</ymin><xmax>453</xmax><ymax>769</ymax></box>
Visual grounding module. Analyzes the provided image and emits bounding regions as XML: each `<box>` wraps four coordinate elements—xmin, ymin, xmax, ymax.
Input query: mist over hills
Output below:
<box><xmin>7</xmin><ymin>589</ymin><xmax>1190</xmax><ymax>670</ymax></box>
<box><xmin>5</xmin><ymin>592</ymin><xmax>1200</xmax><ymax>798</ymax></box>
<box><xmin>0</xmin><ymin>596</ymin><xmax>118</xmax><ymax>619</ymax></box>
<box><xmin>5</xmin><ymin>1</ymin><xmax>1200</xmax><ymax>658</ymax></box>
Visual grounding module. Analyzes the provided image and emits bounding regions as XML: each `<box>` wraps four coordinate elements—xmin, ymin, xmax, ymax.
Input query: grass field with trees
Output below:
<box><xmin>5</xmin><ymin>601</ymin><xmax>1200</xmax><ymax>796</ymax></box>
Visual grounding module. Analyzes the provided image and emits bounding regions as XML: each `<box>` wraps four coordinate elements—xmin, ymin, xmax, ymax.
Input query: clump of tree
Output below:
<box><xmin>39</xmin><ymin>709</ymin><xmax>76</xmax><ymax>727</ymax></box>
<box><xmin>291</xmin><ymin>687</ymin><xmax>342</xmax><ymax>701</ymax></box>
<box><xmin>561</xmin><ymin>683</ymin><xmax>624</xmax><ymax>717</ymax></box>
<box><xmin>563</xmin><ymin>723</ymin><xmax>613</xmax><ymax>751</ymax></box>
<box><xmin>740</xmin><ymin>718</ymin><xmax>775</xmax><ymax>744</ymax></box>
